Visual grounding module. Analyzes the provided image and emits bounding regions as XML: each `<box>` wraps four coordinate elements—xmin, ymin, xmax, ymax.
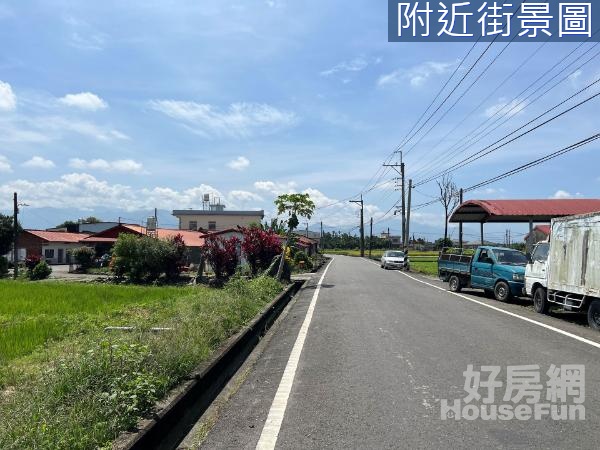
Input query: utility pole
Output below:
<box><xmin>349</xmin><ymin>195</ymin><xmax>364</xmax><ymax>257</ymax></box>
<box><xmin>306</xmin><ymin>221</ymin><xmax>309</xmax><ymax>237</ymax></box>
<box><xmin>384</xmin><ymin>151</ymin><xmax>406</xmax><ymax>248</ymax></box>
<box><xmin>320</xmin><ymin>221</ymin><xmax>323</xmax><ymax>250</ymax></box>
<box><xmin>459</xmin><ymin>188</ymin><xmax>464</xmax><ymax>249</ymax></box>
<box><xmin>405</xmin><ymin>179</ymin><xmax>412</xmax><ymax>250</ymax></box>
<box><xmin>369</xmin><ymin>217</ymin><xmax>373</xmax><ymax>258</ymax></box>
<box><xmin>13</xmin><ymin>192</ymin><xmax>18</xmax><ymax>279</ymax></box>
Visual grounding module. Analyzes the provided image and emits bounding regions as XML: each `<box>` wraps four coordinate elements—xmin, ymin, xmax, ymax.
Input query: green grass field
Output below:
<box><xmin>0</xmin><ymin>282</ymin><xmax>191</xmax><ymax>364</ymax></box>
<box><xmin>324</xmin><ymin>249</ymin><xmax>439</xmax><ymax>276</ymax></box>
<box><xmin>0</xmin><ymin>278</ymin><xmax>282</xmax><ymax>449</ymax></box>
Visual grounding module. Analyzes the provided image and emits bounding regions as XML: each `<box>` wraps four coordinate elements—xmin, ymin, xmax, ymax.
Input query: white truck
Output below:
<box><xmin>525</xmin><ymin>211</ymin><xmax>600</xmax><ymax>330</ymax></box>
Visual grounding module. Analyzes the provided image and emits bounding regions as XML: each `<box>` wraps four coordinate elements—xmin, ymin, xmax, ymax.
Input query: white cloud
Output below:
<box><xmin>378</xmin><ymin>60</ymin><xmax>458</xmax><ymax>87</ymax></box>
<box><xmin>254</xmin><ymin>180</ymin><xmax>298</xmax><ymax>195</ymax></box>
<box><xmin>149</xmin><ymin>100</ymin><xmax>298</xmax><ymax>138</ymax></box>
<box><xmin>59</xmin><ymin>92</ymin><xmax>108</xmax><ymax>111</ymax></box>
<box><xmin>0</xmin><ymin>155</ymin><xmax>11</xmax><ymax>172</ymax></box>
<box><xmin>485</xmin><ymin>98</ymin><xmax>527</xmax><ymax>118</ymax></box>
<box><xmin>0</xmin><ymin>174</ymin><xmax>225</xmax><ymax>211</ymax></box>
<box><xmin>0</xmin><ymin>80</ymin><xmax>16</xmax><ymax>111</ymax></box>
<box><xmin>0</xmin><ymin>115</ymin><xmax>128</xmax><ymax>143</ymax></box>
<box><xmin>22</xmin><ymin>156</ymin><xmax>55</xmax><ymax>169</ymax></box>
<box><xmin>321</xmin><ymin>57</ymin><xmax>369</xmax><ymax>77</ymax></box>
<box><xmin>228</xmin><ymin>190</ymin><xmax>263</xmax><ymax>203</ymax></box>
<box><xmin>69</xmin><ymin>158</ymin><xmax>145</xmax><ymax>174</ymax></box>
<box><xmin>64</xmin><ymin>16</ymin><xmax>108</xmax><ymax>51</ymax></box>
<box><xmin>551</xmin><ymin>190</ymin><xmax>582</xmax><ymax>199</ymax></box>
<box><xmin>227</xmin><ymin>156</ymin><xmax>250</xmax><ymax>171</ymax></box>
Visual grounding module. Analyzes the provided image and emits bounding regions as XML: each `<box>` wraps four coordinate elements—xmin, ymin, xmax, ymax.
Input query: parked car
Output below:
<box><xmin>525</xmin><ymin>212</ymin><xmax>600</xmax><ymax>330</ymax></box>
<box><xmin>438</xmin><ymin>246</ymin><xmax>527</xmax><ymax>302</ymax></box>
<box><xmin>381</xmin><ymin>250</ymin><xmax>410</xmax><ymax>270</ymax></box>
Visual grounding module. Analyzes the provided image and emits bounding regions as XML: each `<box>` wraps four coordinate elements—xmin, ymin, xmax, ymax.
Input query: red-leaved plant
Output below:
<box><xmin>240</xmin><ymin>227</ymin><xmax>282</xmax><ymax>276</ymax></box>
<box><xmin>202</xmin><ymin>235</ymin><xmax>240</xmax><ymax>281</ymax></box>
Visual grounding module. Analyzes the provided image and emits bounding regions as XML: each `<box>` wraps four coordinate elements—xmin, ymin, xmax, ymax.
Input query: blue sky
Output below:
<box><xmin>0</xmin><ymin>0</ymin><xmax>598</xmax><ymax>242</ymax></box>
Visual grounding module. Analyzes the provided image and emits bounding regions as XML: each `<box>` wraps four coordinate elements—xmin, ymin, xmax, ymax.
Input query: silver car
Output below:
<box><xmin>380</xmin><ymin>250</ymin><xmax>410</xmax><ymax>270</ymax></box>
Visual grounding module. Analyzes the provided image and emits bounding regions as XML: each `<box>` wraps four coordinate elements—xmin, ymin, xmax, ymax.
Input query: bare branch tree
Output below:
<box><xmin>437</xmin><ymin>174</ymin><xmax>460</xmax><ymax>241</ymax></box>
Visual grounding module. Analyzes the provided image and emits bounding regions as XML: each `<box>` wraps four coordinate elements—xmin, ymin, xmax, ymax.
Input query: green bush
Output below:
<box><xmin>69</xmin><ymin>246</ymin><xmax>96</xmax><ymax>270</ymax></box>
<box><xmin>30</xmin><ymin>261</ymin><xmax>52</xmax><ymax>280</ymax></box>
<box><xmin>0</xmin><ymin>256</ymin><xmax>8</xmax><ymax>277</ymax></box>
<box><xmin>112</xmin><ymin>234</ymin><xmax>188</xmax><ymax>282</ymax></box>
<box><xmin>293</xmin><ymin>250</ymin><xmax>313</xmax><ymax>270</ymax></box>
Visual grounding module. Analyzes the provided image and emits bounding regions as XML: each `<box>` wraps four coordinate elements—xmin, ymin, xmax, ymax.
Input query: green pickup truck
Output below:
<box><xmin>438</xmin><ymin>246</ymin><xmax>528</xmax><ymax>302</ymax></box>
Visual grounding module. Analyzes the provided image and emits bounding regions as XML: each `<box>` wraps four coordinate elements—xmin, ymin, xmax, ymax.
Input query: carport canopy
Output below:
<box><xmin>449</xmin><ymin>199</ymin><xmax>600</xmax><ymax>249</ymax></box>
<box><xmin>450</xmin><ymin>199</ymin><xmax>600</xmax><ymax>223</ymax></box>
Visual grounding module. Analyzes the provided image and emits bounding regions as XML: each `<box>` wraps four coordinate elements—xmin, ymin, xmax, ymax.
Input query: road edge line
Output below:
<box><xmin>255</xmin><ymin>258</ymin><xmax>335</xmax><ymax>450</ymax></box>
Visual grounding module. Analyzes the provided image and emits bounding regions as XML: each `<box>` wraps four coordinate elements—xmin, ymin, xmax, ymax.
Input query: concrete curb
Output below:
<box><xmin>116</xmin><ymin>279</ymin><xmax>305</xmax><ymax>450</ymax></box>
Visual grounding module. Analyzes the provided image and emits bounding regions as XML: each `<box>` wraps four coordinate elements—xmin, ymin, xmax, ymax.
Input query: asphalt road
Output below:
<box><xmin>197</xmin><ymin>255</ymin><xmax>600</xmax><ymax>449</ymax></box>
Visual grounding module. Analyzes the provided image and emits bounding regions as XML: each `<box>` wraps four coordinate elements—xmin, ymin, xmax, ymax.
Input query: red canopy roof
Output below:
<box><xmin>450</xmin><ymin>199</ymin><xmax>600</xmax><ymax>223</ymax></box>
<box><xmin>24</xmin><ymin>230</ymin><xmax>90</xmax><ymax>243</ymax></box>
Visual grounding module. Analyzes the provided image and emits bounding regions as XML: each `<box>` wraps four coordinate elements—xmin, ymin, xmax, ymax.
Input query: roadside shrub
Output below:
<box><xmin>69</xmin><ymin>246</ymin><xmax>96</xmax><ymax>270</ymax></box>
<box><xmin>112</xmin><ymin>234</ymin><xmax>188</xmax><ymax>283</ymax></box>
<box><xmin>202</xmin><ymin>235</ymin><xmax>240</xmax><ymax>282</ymax></box>
<box><xmin>293</xmin><ymin>250</ymin><xmax>313</xmax><ymax>270</ymax></box>
<box><xmin>241</xmin><ymin>227</ymin><xmax>282</xmax><ymax>276</ymax></box>
<box><xmin>25</xmin><ymin>255</ymin><xmax>42</xmax><ymax>271</ymax></box>
<box><xmin>30</xmin><ymin>261</ymin><xmax>52</xmax><ymax>280</ymax></box>
<box><xmin>0</xmin><ymin>256</ymin><xmax>8</xmax><ymax>276</ymax></box>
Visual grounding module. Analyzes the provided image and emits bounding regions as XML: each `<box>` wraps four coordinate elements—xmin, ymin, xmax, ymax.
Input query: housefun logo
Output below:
<box><xmin>441</xmin><ymin>364</ymin><xmax>585</xmax><ymax>421</ymax></box>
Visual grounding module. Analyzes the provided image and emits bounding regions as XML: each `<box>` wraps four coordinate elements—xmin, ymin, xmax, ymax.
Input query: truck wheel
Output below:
<box><xmin>533</xmin><ymin>287</ymin><xmax>549</xmax><ymax>314</ymax></box>
<box><xmin>587</xmin><ymin>299</ymin><xmax>600</xmax><ymax>331</ymax></box>
<box><xmin>494</xmin><ymin>281</ymin><xmax>511</xmax><ymax>302</ymax></box>
<box><xmin>449</xmin><ymin>275</ymin><xmax>462</xmax><ymax>292</ymax></box>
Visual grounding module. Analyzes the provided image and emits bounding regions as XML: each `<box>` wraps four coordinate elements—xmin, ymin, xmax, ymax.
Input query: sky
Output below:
<box><xmin>0</xmin><ymin>0</ymin><xmax>598</xmax><ymax>243</ymax></box>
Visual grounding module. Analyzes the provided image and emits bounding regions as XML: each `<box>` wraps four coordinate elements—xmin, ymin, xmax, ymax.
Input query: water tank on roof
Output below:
<box><xmin>147</xmin><ymin>217</ymin><xmax>157</xmax><ymax>231</ymax></box>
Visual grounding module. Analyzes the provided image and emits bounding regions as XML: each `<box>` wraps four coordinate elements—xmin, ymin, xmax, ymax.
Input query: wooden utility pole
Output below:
<box><xmin>369</xmin><ymin>217</ymin><xmax>373</xmax><ymax>258</ymax></box>
<box><xmin>320</xmin><ymin>221</ymin><xmax>323</xmax><ymax>250</ymax></box>
<box><xmin>406</xmin><ymin>179</ymin><xmax>412</xmax><ymax>250</ymax></box>
<box><xmin>349</xmin><ymin>195</ymin><xmax>365</xmax><ymax>257</ymax></box>
<box><xmin>13</xmin><ymin>192</ymin><xmax>18</xmax><ymax>279</ymax></box>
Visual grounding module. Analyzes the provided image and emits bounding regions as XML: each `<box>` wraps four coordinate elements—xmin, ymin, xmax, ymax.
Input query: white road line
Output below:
<box><xmin>256</xmin><ymin>258</ymin><xmax>335</xmax><ymax>450</ymax></box>
<box><xmin>362</xmin><ymin>258</ymin><xmax>600</xmax><ymax>349</ymax></box>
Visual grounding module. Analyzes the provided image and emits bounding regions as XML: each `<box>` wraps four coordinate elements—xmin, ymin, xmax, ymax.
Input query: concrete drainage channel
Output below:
<box><xmin>114</xmin><ymin>279</ymin><xmax>306</xmax><ymax>450</ymax></box>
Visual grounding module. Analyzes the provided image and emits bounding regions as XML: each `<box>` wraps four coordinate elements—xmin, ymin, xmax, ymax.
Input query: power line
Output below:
<box><xmin>394</xmin><ymin>41</ymin><xmax>481</xmax><ymax>152</ymax></box>
<box><xmin>414</xmin><ymin>41</ymin><xmax>599</xmax><ymax>182</ymax></box>
<box><xmin>403</xmin><ymin>33</ymin><xmax>518</xmax><ymax>157</ymax></box>
<box><xmin>415</xmin><ymin>80</ymin><xmax>600</xmax><ymax>186</ymax></box>
<box><xmin>464</xmin><ymin>134</ymin><xmax>600</xmax><ymax>193</ymax></box>
<box><xmin>408</xmin><ymin>39</ymin><xmax>550</xmax><ymax>180</ymax></box>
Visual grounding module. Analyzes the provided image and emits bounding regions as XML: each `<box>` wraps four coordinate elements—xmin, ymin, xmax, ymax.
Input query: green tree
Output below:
<box><xmin>55</xmin><ymin>220</ymin><xmax>78</xmax><ymax>229</ymax></box>
<box><xmin>0</xmin><ymin>213</ymin><xmax>20</xmax><ymax>256</ymax></box>
<box><xmin>83</xmin><ymin>216</ymin><xmax>102</xmax><ymax>224</ymax></box>
<box><xmin>274</xmin><ymin>193</ymin><xmax>315</xmax><ymax>280</ymax></box>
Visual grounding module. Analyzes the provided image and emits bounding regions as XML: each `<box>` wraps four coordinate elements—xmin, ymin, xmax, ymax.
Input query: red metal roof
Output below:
<box><xmin>450</xmin><ymin>199</ymin><xmax>600</xmax><ymax>223</ymax></box>
<box><xmin>81</xmin><ymin>224</ymin><xmax>205</xmax><ymax>247</ymax></box>
<box><xmin>25</xmin><ymin>230</ymin><xmax>91</xmax><ymax>243</ymax></box>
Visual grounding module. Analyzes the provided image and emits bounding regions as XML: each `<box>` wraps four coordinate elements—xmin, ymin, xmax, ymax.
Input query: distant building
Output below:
<box><xmin>17</xmin><ymin>230</ymin><xmax>91</xmax><ymax>264</ymax></box>
<box><xmin>524</xmin><ymin>225</ymin><xmax>550</xmax><ymax>249</ymax></box>
<box><xmin>81</xmin><ymin>224</ymin><xmax>206</xmax><ymax>263</ymax></box>
<box><xmin>173</xmin><ymin>204</ymin><xmax>264</xmax><ymax>232</ymax></box>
